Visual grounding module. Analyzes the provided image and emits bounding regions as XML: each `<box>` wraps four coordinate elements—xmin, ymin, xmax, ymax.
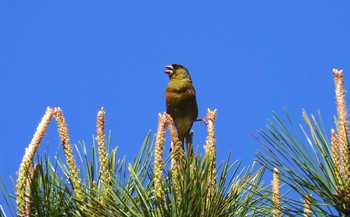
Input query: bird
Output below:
<box><xmin>164</xmin><ymin>64</ymin><xmax>198</xmax><ymax>151</ymax></box>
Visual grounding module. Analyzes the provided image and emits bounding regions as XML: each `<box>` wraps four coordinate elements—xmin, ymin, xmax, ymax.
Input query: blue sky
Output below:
<box><xmin>1</xmin><ymin>1</ymin><xmax>350</xmax><ymax>213</ymax></box>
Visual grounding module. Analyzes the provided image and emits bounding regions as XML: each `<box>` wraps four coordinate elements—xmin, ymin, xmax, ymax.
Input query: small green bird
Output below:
<box><xmin>164</xmin><ymin>64</ymin><xmax>198</xmax><ymax>150</ymax></box>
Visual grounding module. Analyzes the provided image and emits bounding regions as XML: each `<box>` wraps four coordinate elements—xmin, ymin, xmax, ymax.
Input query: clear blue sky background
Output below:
<box><xmin>1</xmin><ymin>1</ymin><xmax>350</xmax><ymax>213</ymax></box>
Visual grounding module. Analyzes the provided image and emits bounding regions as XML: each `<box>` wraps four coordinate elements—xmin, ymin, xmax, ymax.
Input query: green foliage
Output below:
<box><xmin>256</xmin><ymin>110</ymin><xmax>345</xmax><ymax>216</ymax></box>
<box><xmin>1</xmin><ymin>131</ymin><xmax>269</xmax><ymax>216</ymax></box>
<box><xmin>73</xmin><ymin>132</ymin><xmax>269</xmax><ymax>216</ymax></box>
<box><xmin>155</xmin><ymin>153</ymin><xmax>268</xmax><ymax>217</ymax></box>
<box><xmin>0</xmin><ymin>177</ymin><xmax>16</xmax><ymax>216</ymax></box>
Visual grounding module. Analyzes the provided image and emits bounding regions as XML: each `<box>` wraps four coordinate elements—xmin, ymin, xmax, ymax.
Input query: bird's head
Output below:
<box><xmin>164</xmin><ymin>64</ymin><xmax>192</xmax><ymax>81</ymax></box>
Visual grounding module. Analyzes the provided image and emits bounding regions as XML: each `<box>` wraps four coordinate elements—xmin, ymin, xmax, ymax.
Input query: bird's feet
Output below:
<box><xmin>195</xmin><ymin>116</ymin><xmax>213</xmax><ymax>125</ymax></box>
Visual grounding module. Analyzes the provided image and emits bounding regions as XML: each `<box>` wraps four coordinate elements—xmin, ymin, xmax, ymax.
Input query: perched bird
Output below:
<box><xmin>164</xmin><ymin>64</ymin><xmax>198</xmax><ymax>150</ymax></box>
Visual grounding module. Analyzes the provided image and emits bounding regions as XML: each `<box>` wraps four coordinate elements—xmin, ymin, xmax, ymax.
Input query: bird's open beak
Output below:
<box><xmin>164</xmin><ymin>65</ymin><xmax>173</xmax><ymax>75</ymax></box>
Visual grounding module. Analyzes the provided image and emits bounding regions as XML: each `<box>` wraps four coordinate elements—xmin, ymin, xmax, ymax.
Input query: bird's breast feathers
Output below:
<box><xmin>165</xmin><ymin>81</ymin><xmax>196</xmax><ymax>105</ymax></box>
